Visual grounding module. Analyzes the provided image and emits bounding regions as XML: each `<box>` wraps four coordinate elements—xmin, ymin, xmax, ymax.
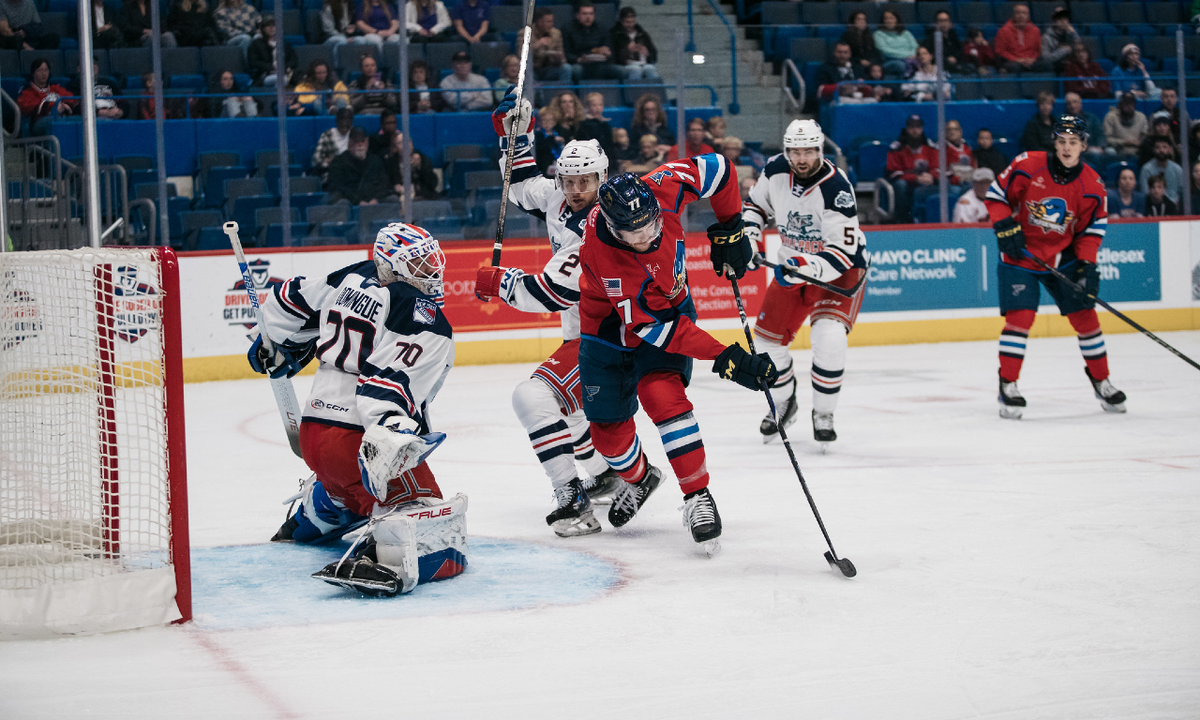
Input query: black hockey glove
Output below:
<box><xmin>248</xmin><ymin>334</ymin><xmax>315</xmax><ymax>379</ymax></box>
<box><xmin>708</xmin><ymin>216</ymin><xmax>752</xmax><ymax>279</ymax></box>
<box><xmin>993</xmin><ymin>216</ymin><xmax>1026</xmax><ymax>259</ymax></box>
<box><xmin>713</xmin><ymin>344</ymin><xmax>778</xmax><ymax>391</ymax></box>
<box><xmin>1069</xmin><ymin>260</ymin><xmax>1099</xmax><ymax>297</ymax></box>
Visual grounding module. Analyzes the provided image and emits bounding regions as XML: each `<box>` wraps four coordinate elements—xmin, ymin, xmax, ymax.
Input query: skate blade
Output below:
<box><xmin>589</xmin><ymin>496</ymin><xmax>614</xmax><ymax>506</ymax></box>
<box><xmin>700</xmin><ymin>538</ymin><xmax>721</xmax><ymax>557</ymax></box>
<box><xmin>1100</xmin><ymin>401</ymin><xmax>1127</xmax><ymax>414</ymax></box>
<box><xmin>998</xmin><ymin>405</ymin><xmax>1023</xmax><ymax>420</ymax></box>
<box><xmin>820</xmin><ymin>443</ymin><xmax>830</xmax><ymax>455</ymax></box>
<box><xmin>551</xmin><ymin>515</ymin><xmax>602</xmax><ymax>537</ymax></box>
<box><xmin>761</xmin><ymin>432</ymin><xmax>779</xmax><ymax>445</ymax></box>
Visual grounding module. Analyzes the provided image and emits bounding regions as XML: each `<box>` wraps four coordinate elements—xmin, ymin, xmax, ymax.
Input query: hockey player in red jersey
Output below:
<box><xmin>985</xmin><ymin>114</ymin><xmax>1127</xmax><ymax>418</ymax></box>
<box><xmin>578</xmin><ymin>162</ymin><xmax>776</xmax><ymax>555</ymax></box>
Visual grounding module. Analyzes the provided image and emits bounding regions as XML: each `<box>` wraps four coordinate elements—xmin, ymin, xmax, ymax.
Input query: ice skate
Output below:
<box><xmin>581</xmin><ymin>468</ymin><xmax>621</xmax><ymax>505</ymax></box>
<box><xmin>607</xmin><ymin>465</ymin><xmax>664</xmax><ymax>528</ymax></box>
<box><xmin>270</xmin><ymin>514</ymin><xmax>299</xmax><ymax>542</ymax></box>
<box><xmin>998</xmin><ymin>374</ymin><xmax>1026</xmax><ymax>419</ymax></box>
<box><xmin>681</xmin><ymin>487</ymin><xmax>722</xmax><ymax>557</ymax></box>
<box><xmin>812</xmin><ymin>410</ymin><xmax>836</xmax><ymax>452</ymax></box>
<box><xmin>1086</xmin><ymin>368</ymin><xmax>1126</xmax><ymax>413</ymax></box>
<box><xmin>759</xmin><ymin>379</ymin><xmax>798</xmax><ymax>444</ymax></box>
<box><xmin>546</xmin><ymin>479</ymin><xmax>601</xmax><ymax>537</ymax></box>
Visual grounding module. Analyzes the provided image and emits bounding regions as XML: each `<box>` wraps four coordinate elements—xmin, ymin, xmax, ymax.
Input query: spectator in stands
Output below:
<box><xmin>1139</xmin><ymin>138</ymin><xmax>1184</xmax><ymax>204</ymax></box>
<box><xmin>1190</xmin><ymin>161</ymin><xmax>1200</xmax><ymax>214</ymax></box>
<box><xmin>370</xmin><ymin>108</ymin><xmax>398</xmax><ymax>155</ymax></box>
<box><xmin>405</xmin><ymin>0</ymin><xmax>450</xmax><ymax>42</ymax></box>
<box><xmin>407</xmin><ymin>60</ymin><xmax>445</xmax><ymax>113</ymax></box>
<box><xmin>718</xmin><ymin>136</ymin><xmax>752</xmax><ymax>175</ymax></box>
<box><xmin>886</xmin><ymin>114</ymin><xmax>939</xmax><ymax>224</ymax></box>
<box><xmin>118</xmin><ymin>0</ymin><xmax>177</xmax><ymax>48</ymax></box>
<box><xmin>492</xmin><ymin>54</ymin><xmax>518</xmax><ymax>104</ymax></box>
<box><xmin>1062</xmin><ymin>92</ymin><xmax>1105</xmax><ymax>160</ymax></box>
<box><xmin>359</xmin><ymin>0</ymin><xmax>402</xmax><ymax>46</ymax></box>
<box><xmin>873</xmin><ymin>10</ymin><xmax>917</xmax><ymax>79</ymax></box>
<box><xmin>351</xmin><ymin>54</ymin><xmax>396</xmax><ymax>114</ymax></box>
<box><xmin>214</xmin><ymin>0</ymin><xmax>259</xmax><ymax>51</ymax></box>
<box><xmin>525</xmin><ymin>7</ymin><xmax>569</xmax><ymax>82</ymax></box>
<box><xmin>1138</xmin><ymin>114</ymin><xmax>1178</xmax><ymax>167</ymax></box>
<box><xmin>961</xmin><ymin>28</ymin><xmax>995</xmax><ymax>75</ymax></box>
<box><xmin>294</xmin><ymin>59</ymin><xmax>349</xmax><ymax>115</ymax></box>
<box><xmin>1103</xmin><ymin>93</ymin><xmax>1147</xmax><ymax>162</ymax></box>
<box><xmin>944</xmin><ymin>120</ymin><xmax>975</xmax><ymax>186</ymax></box>
<box><xmin>973</xmin><ymin>128</ymin><xmax>1009</xmax><ymax>177</ymax></box>
<box><xmin>1143</xmin><ymin>174</ymin><xmax>1179</xmax><ymax>217</ymax></box>
<box><xmin>629</xmin><ymin>93</ymin><xmax>674</xmax><ymax>154</ymax></box>
<box><xmin>384</xmin><ymin>131</ymin><xmax>438</xmax><ymax>199</ymax></box>
<box><xmin>0</xmin><ymin>0</ymin><xmax>58</xmax><ymax>50</ymax></box>
<box><xmin>1040</xmin><ymin>8</ymin><xmax>1079</xmax><ymax>72</ymax></box>
<box><xmin>535</xmin><ymin>104</ymin><xmax>563</xmax><ymax>173</ymax></box>
<box><xmin>545</xmin><ymin>92</ymin><xmax>585</xmax><ymax>149</ymax></box>
<box><xmin>248</xmin><ymin>15</ymin><xmax>297</xmax><ymax>87</ymax></box>
<box><xmin>705</xmin><ymin>116</ymin><xmax>726</xmax><ymax>148</ymax></box>
<box><xmin>137</xmin><ymin>71</ymin><xmax>186</xmax><ymax>119</ymax></box>
<box><xmin>92</xmin><ymin>0</ymin><xmax>126</xmax><ymax>49</ymax></box>
<box><xmin>1189</xmin><ymin>122</ymin><xmax>1200</xmax><ymax>169</ymax></box>
<box><xmin>563</xmin><ymin>1</ymin><xmax>617</xmax><ymax>81</ymax></box>
<box><xmin>451</xmin><ymin>0</ymin><xmax>491</xmax><ymax>44</ymax></box>
<box><xmin>839</xmin><ymin>11</ymin><xmax>878</xmax><ymax>70</ymax></box>
<box><xmin>816</xmin><ymin>41</ymin><xmax>866</xmax><ymax>103</ymax></box>
<box><xmin>739</xmin><ymin>176</ymin><xmax>755</xmax><ymax>202</ymax></box>
<box><xmin>862</xmin><ymin>63</ymin><xmax>894</xmax><ymax>102</ymax></box>
<box><xmin>320</xmin><ymin>0</ymin><xmax>368</xmax><ymax>47</ymax></box>
<box><xmin>440</xmin><ymin>50</ymin><xmax>491</xmax><ymax>111</ymax></box>
<box><xmin>1110</xmin><ymin>44</ymin><xmax>1159</xmax><ymax>100</ymax></box>
<box><xmin>901</xmin><ymin>46</ymin><xmax>951</xmax><ymax>103</ymax></box>
<box><xmin>208</xmin><ymin>69</ymin><xmax>256</xmax><ymax>117</ymax></box>
<box><xmin>167</xmin><ymin>0</ymin><xmax>216</xmax><ymax>47</ymax></box>
<box><xmin>620</xmin><ymin>133</ymin><xmax>663</xmax><ymax>175</ymax></box>
<box><xmin>1020</xmin><ymin>91</ymin><xmax>1057</xmax><ymax>153</ymax></box>
<box><xmin>313</xmin><ymin>107</ymin><xmax>355</xmax><ymax>174</ymax></box>
<box><xmin>327</xmin><ymin>126</ymin><xmax>397</xmax><ymax>205</ymax></box>
<box><xmin>611</xmin><ymin>6</ymin><xmax>659</xmax><ymax>81</ymax></box>
<box><xmin>611</xmin><ymin>127</ymin><xmax>636</xmax><ymax>164</ymax></box>
<box><xmin>579</xmin><ymin>91</ymin><xmax>616</xmax><ymax>172</ymax></box>
<box><xmin>668</xmin><ymin>117</ymin><xmax>715</xmax><ymax>160</ymax></box>
<box><xmin>921</xmin><ymin>11</ymin><xmax>963</xmax><ymax>73</ymax></box>
<box><xmin>66</xmin><ymin>57</ymin><xmax>124</xmax><ymax>120</ymax></box>
<box><xmin>953</xmin><ymin>168</ymin><xmax>994</xmax><ymax>223</ymax></box>
<box><xmin>17</xmin><ymin>59</ymin><xmax>71</xmax><ymax>134</ymax></box>
<box><xmin>1061</xmin><ymin>43</ymin><xmax>1109</xmax><ymax>99</ymax></box>
<box><xmin>994</xmin><ymin>3</ymin><xmax>1049</xmax><ymax>74</ymax></box>
<box><xmin>1107</xmin><ymin>167</ymin><xmax>1145</xmax><ymax>219</ymax></box>
<box><xmin>1153</xmin><ymin>88</ymin><xmax>1181</xmax><ymax>142</ymax></box>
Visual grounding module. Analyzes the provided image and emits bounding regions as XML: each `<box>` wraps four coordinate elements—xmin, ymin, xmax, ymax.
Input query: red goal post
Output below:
<box><xmin>0</xmin><ymin>246</ymin><xmax>190</xmax><ymax>638</ymax></box>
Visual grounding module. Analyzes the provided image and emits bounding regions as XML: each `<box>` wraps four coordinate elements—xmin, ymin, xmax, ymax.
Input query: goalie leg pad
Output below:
<box><xmin>374</xmin><ymin>494</ymin><xmax>468</xmax><ymax>588</ymax></box>
<box><xmin>291</xmin><ymin>475</ymin><xmax>368</xmax><ymax>544</ymax></box>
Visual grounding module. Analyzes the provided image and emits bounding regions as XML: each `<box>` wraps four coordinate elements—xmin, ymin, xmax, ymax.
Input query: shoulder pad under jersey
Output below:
<box><xmin>762</xmin><ymin>153</ymin><xmax>791</xmax><ymax>179</ymax></box>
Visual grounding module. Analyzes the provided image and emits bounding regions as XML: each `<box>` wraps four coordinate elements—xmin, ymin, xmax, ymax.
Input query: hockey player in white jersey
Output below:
<box><xmin>743</xmin><ymin>119</ymin><xmax>869</xmax><ymax>448</ymax></box>
<box><xmin>250</xmin><ymin>223</ymin><xmax>466</xmax><ymax>597</ymax></box>
<box><xmin>474</xmin><ymin>87</ymin><xmax>619</xmax><ymax>538</ymax></box>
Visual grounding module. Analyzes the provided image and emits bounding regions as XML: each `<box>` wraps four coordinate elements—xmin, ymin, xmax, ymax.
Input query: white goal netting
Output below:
<box><xmin>0</xmin><ymin>248</ymin><xmax>186</xmax><ymax>637</ymax></box>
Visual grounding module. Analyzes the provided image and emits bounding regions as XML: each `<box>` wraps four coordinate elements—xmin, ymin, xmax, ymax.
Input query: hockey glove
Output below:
<box><xmin>1069</xmin><ymin>260</ymin><xmax>1099</xmax><ymax>297</ymax></box>
<box><xmin>708</xmin><ymin>216</ymin><xmax>752</xmax><ymax>279</ymax></box>
<box><xmin>474</xmin><ymin>265</ymin><xmax>520</xmax><ymax>302</ymax></box>
<box><xmin>744</xmin><ymin>225</ymin><xmax>764</xmax><ymax>271</ymax></box>
<box><xmin>247</xmin><ymin>332</ymin><xmax>314</xmax><ymax>379</ymax></box>
<box><xmin>713</xmin><ymin>344</ymin><xmax>778</xmax><ymax>391</ymax></box>
<box><xmin>491</xmin><ymin>86</ymin><xmax>534</xmax><ymax>137</ymax></box>
<box><xmin>358</xmin><ymin>415</ymin><xmax>446</xmax><ymax>503</ymax></box>
<box><xmin>993</xmin><ymin>216</ymin><xmax>1026</xmax><ymax>259</ymax></box>
<box><xmin>773</xmin><ymin>255</ymin><xmax>819</xmax><ymax>288</ymax></box>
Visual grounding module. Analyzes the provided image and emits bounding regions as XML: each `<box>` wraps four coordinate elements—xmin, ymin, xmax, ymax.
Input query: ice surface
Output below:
<box><xmin>2</xmin><ymin>332</ymin><xmax>1199</xmax><ymax>719</ymax></box>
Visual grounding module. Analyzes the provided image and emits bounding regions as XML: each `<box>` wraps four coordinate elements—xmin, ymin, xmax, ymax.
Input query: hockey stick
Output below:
<box><xmin>1023</xmin><ymin>252</ymin><xmax>1200</xmax><ymax>373</ymax></box>
<box><xmin>725</xmin><ymin>264</ymin><xmax>857</xmax><ymax>578</ymax></box>
<box><xmin>223</xmin><ymin>221</ymin><xmax>304</xmax><ymax>458</ymax></box>
<box><xmin>753</xmin><ymin>253</ymin><xmax>870</xmax><ymax>298</ymax></box>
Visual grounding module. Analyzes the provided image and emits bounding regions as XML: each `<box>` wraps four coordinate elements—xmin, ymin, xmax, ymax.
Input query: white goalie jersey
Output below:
<box><xmin>743</xmin><ymin>156</ymin><xmax>868</xmax><ymax>280</ymax></box>
<box><xmin>257</xmin><ymin>260</ymin><xmax>455</xmax><ymax>433</ymax></box>
<box><xmin>495</xmin><ymin>135</ymin><xmax>588</xmax><ymax>340</ymax></box>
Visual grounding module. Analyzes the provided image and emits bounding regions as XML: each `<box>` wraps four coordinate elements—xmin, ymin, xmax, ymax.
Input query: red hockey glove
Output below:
<box><xmin>491</xmin><ymin>86</ymin><xmax>534</xmax><ymax>137</ymax></box>
<box><xmin>474</xmin><ymin>265</ymin><xmax>518</xmax><ymax>302</ymax></box>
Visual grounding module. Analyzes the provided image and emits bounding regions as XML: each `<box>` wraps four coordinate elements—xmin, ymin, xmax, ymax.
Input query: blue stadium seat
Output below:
<box><xmin>228</xmin><ymin>195</ymin><xmax>277</xmax><ymax>231</ymax></box>
<box><xmin>856</xmin><ymin>141</ymin><xmax>889</xmax><ymax>181</ymax></box>
<box><xmin>166</xmin><ymin>196</ymin><xmax>190</xmax><ymax>242</ymax></box>
<box><xmin>195</xmin><ymin>226</ymin><xmax>232</xmax><ymax>251</ymax></box>
<box><xmin>204</xmin><ymin>166</ymin><xmax>249</xmax><ymax>207</ymax></box>
<box><xmin>289</xmin><ymin>192</ymin><xmax>328</xmax><ymax>217</ymax></box>
<box><xmin>317</xmin><ymin>221</ymin><xmax>359</xmax><ymax>244</ymax></box>
<box><xmin>445</xmin><ymin>157</ymin><xmax>493</xmax><ymax>198</ymax></box>
<box><xmin>258</xmin><ymin>223</ymin><xmax>309</xmax><ymax>247</ymax></box>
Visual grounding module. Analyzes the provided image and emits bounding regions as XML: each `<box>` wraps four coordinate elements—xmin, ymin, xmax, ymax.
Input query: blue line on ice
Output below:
<box><xmin>190</xmin><ymin>538</ymin><xmax>620</xmax><ymax>630</ymax></box>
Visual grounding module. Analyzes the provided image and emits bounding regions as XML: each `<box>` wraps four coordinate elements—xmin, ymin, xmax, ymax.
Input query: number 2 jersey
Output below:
<box><xmin>985</xmin><ymin>151</ymin><xmax>1108</xmax><ymax>271</ymax></box>
<box><xmin>578</xmin><ymin>154</ymin><xmax>741</xmax><ymax>360</ymax></box>
<box><xmin>257</xmin><ymin>260</ymin><xmax>455</xmax><ymax>433</ymax></box>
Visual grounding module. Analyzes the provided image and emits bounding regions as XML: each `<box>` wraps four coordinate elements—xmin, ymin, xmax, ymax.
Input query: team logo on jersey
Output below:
<box><xmin>780</xmin><ymin>212</ymin><xmax>824</xmax><ymax>253</ymax></box>
<box><xmin>113</xmin><ymin>265</ymin><xmax>159</xmax><ymax>343</ymax></box>
<box><xmin>413</xmin><ymin>298</ymin><xmax>438</xmax><ymax>325</ymax></box>
<box><xmin>1025</xmin><ymin>197</ymin><xmax>1075</xmax><ymax>235</ymax></box>
<box><xmin>225</xmin><ymin>258</ymin><xmax>284</xmax><ymax>329</ymax></box>
<box><xmin>834</xmin><ymin>190</ymin><xmax>855</xmax><ymax>209</ymax></box>
<box><xmin>647</xmin><ymin>169</ymin><xmax>674</xmax><ymax>185</ymax></box>
<box><xmin>667</xmin><ymin>240</ymin><xmax>687</xmax><ymax>299</ymax></box>
<box><xmin>1012</xmin><ymin>284</ymin><xmax>1026</xmax><ymax>296</ymax></box>
<box><xmin>584</xmin><ymin>385</ymin><xmax>600</xmax><ymax>401</ymax></box>
<box><xmin>602</xmin><ymin>278</ymin><xmax>622</xmax><ymax>297</ymax></box>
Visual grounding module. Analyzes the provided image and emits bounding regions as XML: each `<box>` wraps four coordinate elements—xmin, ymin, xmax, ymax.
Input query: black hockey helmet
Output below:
<box><xmin>1053</xmin><ymin>114</ymin><xmax>1089</xmax><ymax>145</ymax></box>
<box><xmin>598</xmin><ymin>173</ymin><xmax>661</xmax><ymax>234</ymax></box>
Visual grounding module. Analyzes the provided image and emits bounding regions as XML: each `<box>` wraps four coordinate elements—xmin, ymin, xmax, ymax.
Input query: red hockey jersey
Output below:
<box><xmin>579</xmin><ymin>154</ymin><xmax>741</xmax><ymax>360</ymax></box>
<box><xmin>985</xmin><ymin>151</ymin><xmax>1107</xmax><ymax>271</ymax></box>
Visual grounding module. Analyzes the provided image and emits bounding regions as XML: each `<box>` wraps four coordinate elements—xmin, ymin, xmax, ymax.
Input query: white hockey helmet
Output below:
<box><xmin>783</xmin><ymin>119</ymin><xmax>825</xmax><ymax>150</ymax></box>
<box><xmin>555</xmin><ymin>139</ymin><xmax>608</xmax><ymax>193</ymax></box>
<box><xmin>373</xmin><ymin>223</ymin><xmax>446</xmax><ymax>300</ymax></box>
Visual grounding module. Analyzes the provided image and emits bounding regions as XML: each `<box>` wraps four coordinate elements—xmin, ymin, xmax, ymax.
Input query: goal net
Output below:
<box><xmin>0</xmin><ymin>247</ymin><xmax>190</xmax><ymax>638</ymax></box>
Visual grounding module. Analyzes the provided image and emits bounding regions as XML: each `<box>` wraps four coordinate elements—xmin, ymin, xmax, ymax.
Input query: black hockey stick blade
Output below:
<box><xmin>825</xmin><ymin>551</ymin><xmax>857</xmax><ymax>578</ymax></box>
<box><xmin>755</xmin><ymin>254</ymin><xmax>870</xmax><ymax>298</ymax></box>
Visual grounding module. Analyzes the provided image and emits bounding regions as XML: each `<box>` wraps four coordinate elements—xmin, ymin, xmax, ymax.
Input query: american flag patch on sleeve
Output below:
<box><xmin>603</xmin><ymin>278</ymin><xmax>622</xmax><ymax>297</ymax></box>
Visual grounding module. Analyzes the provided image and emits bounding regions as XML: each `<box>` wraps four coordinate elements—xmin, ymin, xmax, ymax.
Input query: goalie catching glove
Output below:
<box><xmin>247</xmin><ymin>331</ymin><xmax>315</xmax><ymax>379</ymax></box>
<box><xmin>358</xmin><ymin>415</ymin><xmax>447</xmax><ymax>503</ymax></box>
<box><xmin>713</xmin><ymin>344</ymin><xmax>777</xmax><ymax>390</ymax></box>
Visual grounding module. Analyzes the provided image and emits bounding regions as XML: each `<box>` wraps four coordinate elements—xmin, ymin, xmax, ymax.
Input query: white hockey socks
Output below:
<box><xmin>756</xmin><ymin>335</ymin><xmax>796</xmax><ymax>389</ymax></box>
<box><xmin>810</xmin><ymin>319</ymin><xmax>848</xmax><ymax>415</ymax></box>
<box><xmin>373</xmin><ymin>494</ymin><xmax>469</xmax><ymax>592</ymax></box>
<box><xmin>512</xmin><ymin>378</ymin><xmax>578</xmax><ymax>488</ymax></box>
<box><xmin>568</xmin><ymin>409</ymin><xmax>610</xmax><ymax>478</ymax></box>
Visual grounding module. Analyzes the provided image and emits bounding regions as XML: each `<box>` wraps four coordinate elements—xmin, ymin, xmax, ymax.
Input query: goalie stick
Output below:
<box><xmin>726</xmin><ymin>263</ymin><xmax>857</xmax><ymax>579</ymax></box>
<box><xmin>223</xmin><ymin>221</ymin><xmax>304</xmax><ymax>458</ymax></box>
<box><xmin>753</xmin><ymin>254</ymin><xmax>870</xmax><ymax>298</ymax></box>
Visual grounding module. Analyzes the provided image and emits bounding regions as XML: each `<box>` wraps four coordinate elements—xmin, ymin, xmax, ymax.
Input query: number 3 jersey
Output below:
<box><xmin>258</xmin><ymin>260</ymin><xmax>455</xmax><ymax>433</ymax></box>
<box><xmin>742</xmin><ymin>156</ymin><xmax>867</xmax><ymax>280</ymax></box>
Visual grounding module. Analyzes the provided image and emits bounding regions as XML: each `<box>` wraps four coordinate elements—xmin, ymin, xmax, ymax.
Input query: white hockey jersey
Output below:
<box><xmin>743</xmin><ymin>156</ymin><xmax>868</xmax><ymax>279</ymax></box>
<box><xmin>496</xmin><ymin>132</ymin><xmax>589</xmax><ymax>340</ymax></box>
<box><xmin>257</xmin><ymin>260</ymin><xmax>454</xmax><ymax>433</ymax></box>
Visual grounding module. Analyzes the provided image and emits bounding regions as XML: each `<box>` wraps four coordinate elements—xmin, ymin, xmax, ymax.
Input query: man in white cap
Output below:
<box><xmin>953</xmin><ymin>167</ymin><xmax>995</xmax><ymax>223</ymax></box>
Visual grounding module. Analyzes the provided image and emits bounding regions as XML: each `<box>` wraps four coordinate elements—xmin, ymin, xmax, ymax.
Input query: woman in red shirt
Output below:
<box><xmin>1061</xmin><ymin>43</ymin><xmax>1110</xmax><ymax>99</ymax></box>
<box><xmin>17</xmin><ymin>59</ymin><xmax>72</xmax><ymax>136</ymax></box>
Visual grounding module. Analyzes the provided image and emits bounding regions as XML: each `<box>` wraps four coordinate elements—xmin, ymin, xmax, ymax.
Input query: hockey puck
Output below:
<box><xmin>824</xmin><ymin>551</ymin><xmax>857</xmax><ymax>578</ymax></box>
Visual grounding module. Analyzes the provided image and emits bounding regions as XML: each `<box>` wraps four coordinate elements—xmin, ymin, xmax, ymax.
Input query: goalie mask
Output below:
<box><xmin>783</xmin><ymin>119</ymin><xmax>825</xmax><ymax>178</ymax></box>
<box><xmin>555</xmin><ymin>139</ymin><xmax>608</xmax><ymax>198</ymax></box>
<box><xmin>374</xmin><ymin>223</ymin><xmax>446</xmax><ymax>302</ymax></box>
